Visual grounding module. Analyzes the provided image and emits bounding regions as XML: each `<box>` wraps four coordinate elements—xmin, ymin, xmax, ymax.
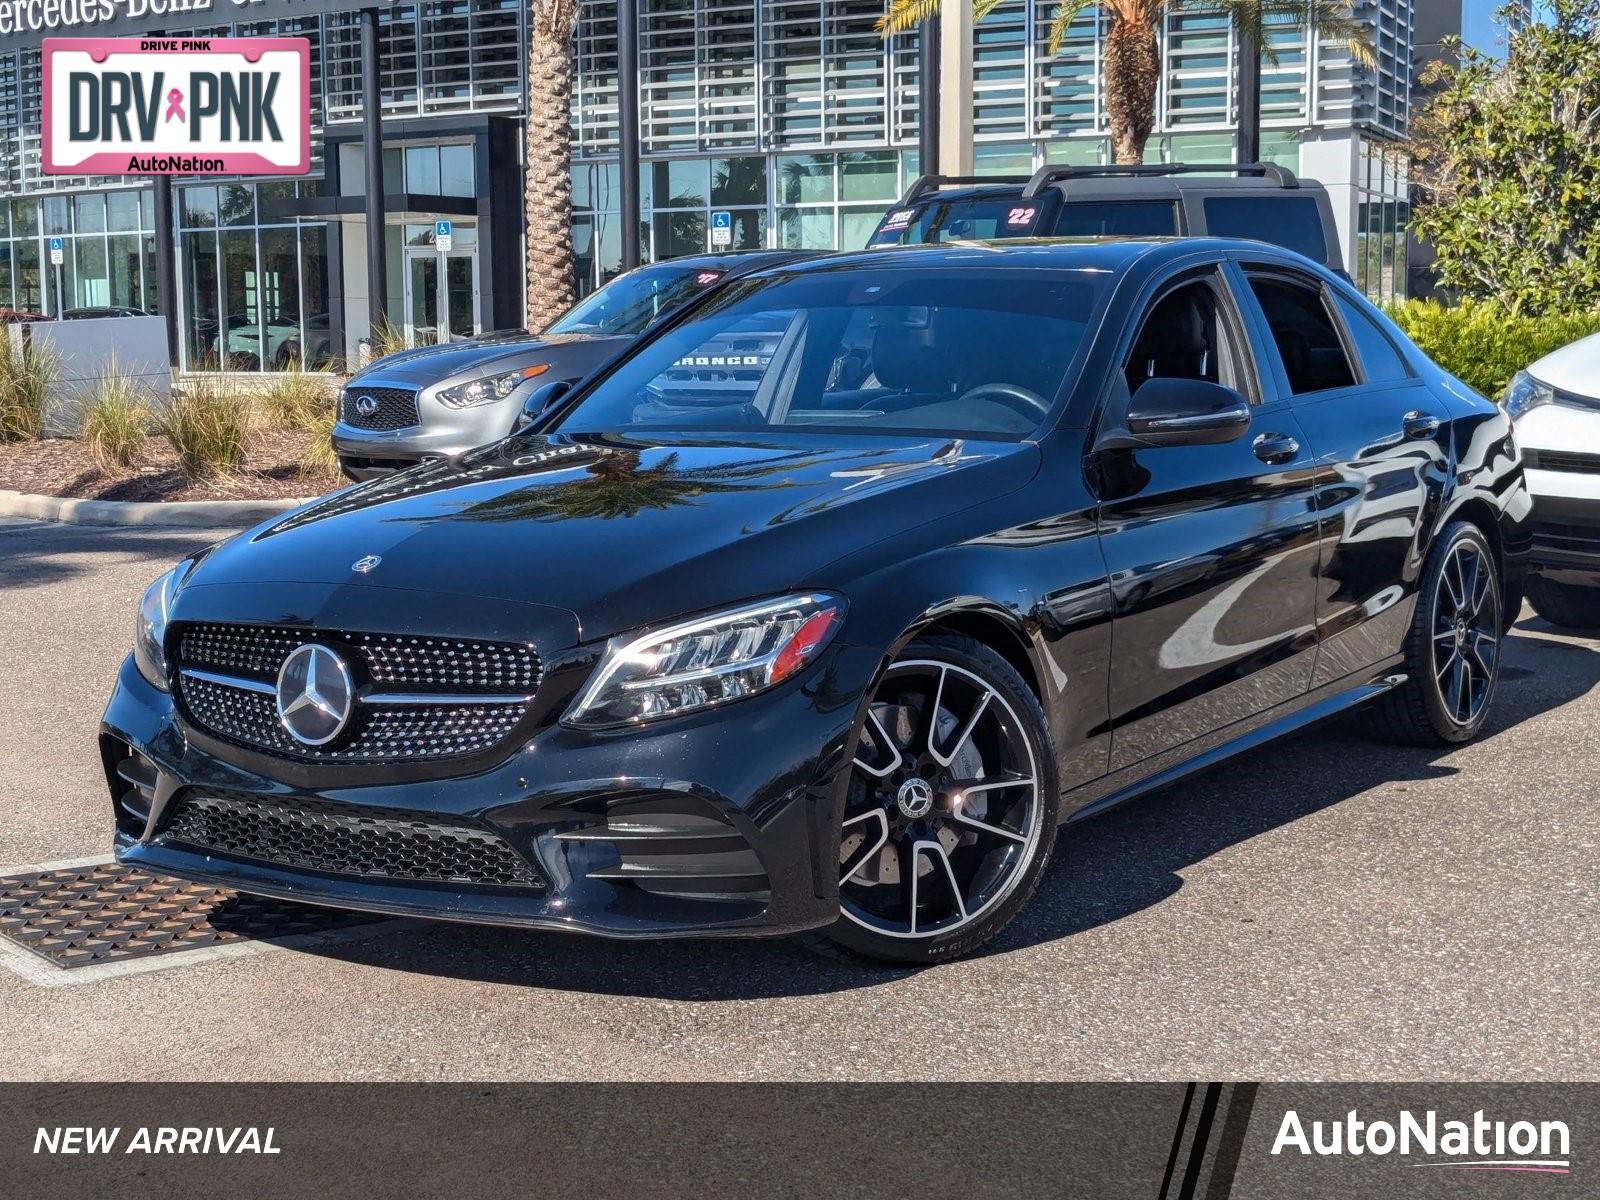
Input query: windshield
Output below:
<box><xmin>546</xmin><ymin>263</ymin><xmax>726</xmax><ymax>336</ymax></box>
<box><xmin>548</xmin><ymin>266</ymin><xmax>1106</xmax><ymax>441</ymax></box>
<box><xmin>868</xmin><ymin>197</ymin><xmax>1046</xmax><ymax>246</ymax></box>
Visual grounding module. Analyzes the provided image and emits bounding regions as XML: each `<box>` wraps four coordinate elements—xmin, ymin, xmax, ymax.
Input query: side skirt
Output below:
<box><xmin>1061</xmin><ymin>657</ymin><xmax>1406</xmax><ymax>826</ymax></box>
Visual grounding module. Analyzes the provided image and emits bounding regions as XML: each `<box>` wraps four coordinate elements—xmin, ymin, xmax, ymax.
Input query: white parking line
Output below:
<box><xmin>0</xmin><ymin>914</ymin><xmax>417</xmax><ymax>989</ymax></box>
<box><xmin>0</xmin><ymin>854</ymin><xmax>417</xmax><ymax>988</ymax></box>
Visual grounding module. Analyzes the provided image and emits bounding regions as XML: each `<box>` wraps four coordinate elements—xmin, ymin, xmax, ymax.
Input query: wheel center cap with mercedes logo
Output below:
<box><xmin>276</xmin><ymin>644</ymin><xmax>355</xmax><ymax>746</ymax></box>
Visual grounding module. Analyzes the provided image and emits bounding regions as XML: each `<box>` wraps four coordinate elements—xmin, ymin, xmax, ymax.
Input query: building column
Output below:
<box><xmin>617</xmin><ymin>0</ymin><xmax>641</xmax><ymax>271</ymax></box>
<box><xmin>360</xmin><ymin>7</ymin><xmax>388</xmax><ymax>336</ymax></box>
<box><xmin>937</xmin><ymin>0</ymin><xmax>973</xmax><ymax>176</ymax></box>
<box><xmin>918</xmin><ymin>15</ymin><xmax>941</xmax><ymax>176</ymax></box>
<box><xmin>152</xmin><ymin>176</ymin><xmax>179</xmax><ymax>368</ymax></box>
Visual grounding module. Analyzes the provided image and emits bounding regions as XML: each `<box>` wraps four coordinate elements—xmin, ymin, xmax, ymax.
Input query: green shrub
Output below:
<box><xmin>160</xmin><ymin>377</ymin><xmax>252</xmax><ymax>479</ymax></box>
<box><xmin>259</xmin><ymin>369</ymin><xmax>333</xmax><ymax>431</ymax></box>
<box><xmin>1385</xmin><ymin>299</ymin><xmax>1600</xmax><ymax>399</ymax></box>
<box><xmin>296</xmin><ymin>405</ymin><xmax>339</xmax><ymax>479</ymax></box>
<box><xmin>78</xmin><ymin>369</ymin><xmax>153</xmax><ymax>471</ymax></box>
<box><xmin>0</xmin><ymin>334</ymin><xmax>55</xmax><ymax>442</ymax></box>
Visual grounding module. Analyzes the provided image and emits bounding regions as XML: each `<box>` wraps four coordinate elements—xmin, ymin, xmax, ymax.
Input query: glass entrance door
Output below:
<box><xmin>403</xmin><ymin>248</ymin><xmax>479</xmax><ymax>346</ymax></box>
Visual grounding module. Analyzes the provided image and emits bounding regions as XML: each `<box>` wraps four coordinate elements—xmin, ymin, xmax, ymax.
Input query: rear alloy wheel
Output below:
<box><xmin>809</xmin><ymin>633</ymin><xmax>1060</xmax><ymax>965</ymax></box>
<box><xmin>1526</xmin><ymin>575</ymin><xmax>1598</xmax><ymax>631</ymax></box>
<box><xmin>1363</xmin><ymin>521</ymin><xmax>1501</xmax><ymax>746</ymax></box>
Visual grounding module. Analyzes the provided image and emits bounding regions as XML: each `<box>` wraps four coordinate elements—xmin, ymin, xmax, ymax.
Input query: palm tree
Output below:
<box><xmin>877</xmin><ymin>0</ymin><xmax>1374</xmax><ymax>166</ymax></box>
<box><xmin>525</xmin><ymin>0</ymin><xmax>582</xmax><ymax>331</ymax></box>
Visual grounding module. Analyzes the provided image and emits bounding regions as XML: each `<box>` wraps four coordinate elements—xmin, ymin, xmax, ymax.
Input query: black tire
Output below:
<box><xmin>1362</xmin><ymin>521</ymin><xmax>1502</xmax><ymax>746</ymax></box>
<box><xmin>1526</xmin><ymin>575</ymin><xmax>1599</xmax><ymax>631</ymax></box>
<box><xmin>803</xmin><ymin>632</ymin><xmax>1061</xmax><ymax>966</ymax></box>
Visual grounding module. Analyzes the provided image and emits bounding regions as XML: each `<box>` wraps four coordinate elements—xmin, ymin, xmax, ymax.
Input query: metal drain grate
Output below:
<box><xmin>0</xmin><ymin>862</ymin><xmax>374</xmax><ymax>970</ymax></box>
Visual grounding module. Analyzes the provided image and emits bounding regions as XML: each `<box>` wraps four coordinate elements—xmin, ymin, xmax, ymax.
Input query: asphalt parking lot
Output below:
<box><xmin>0</xmin><ymin>517</ymin><xmax>1595</xmax><ymax>1082</ymax></box>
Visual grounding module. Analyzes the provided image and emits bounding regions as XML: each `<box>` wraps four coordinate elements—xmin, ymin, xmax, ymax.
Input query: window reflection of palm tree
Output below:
<box><xmin>455</xmin><ymin>448</ymin><xmax>827</xmax><ymax>523</ymax></box>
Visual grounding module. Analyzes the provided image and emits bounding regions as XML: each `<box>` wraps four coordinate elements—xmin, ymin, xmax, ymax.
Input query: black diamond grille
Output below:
<box><xmin>178</xmin><ymin>624</ymin><xmax>540</xmax><ymax>692</ymax></box>
<box><xmin>179</xmin><ymin>674</ymin><xmax>527</xmax><ymax>762</ymax></box>
<box><xmin>159</xmin><ymin>792</ymin><xmax>544</xmax><ymax>889</ymax></box>
<box><xmin>172</xmin><ymin>624</ymin><xmax>540</xmax><ymax>763</ymax></box>
<box><xmin>340</xmin><ymin>386</ymin><xmax>420</xmax><ymax>431</ymax></box>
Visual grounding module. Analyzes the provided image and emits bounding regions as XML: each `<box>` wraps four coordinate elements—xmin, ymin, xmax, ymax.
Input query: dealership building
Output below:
<box><xmin>0</xmin><ymin>0</ymin><xmax>1512</xmax><ymax>372</ymax></box>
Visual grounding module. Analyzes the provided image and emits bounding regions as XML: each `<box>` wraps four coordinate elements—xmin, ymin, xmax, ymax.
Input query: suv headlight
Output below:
<box><xmin>564</xmin><ymin>593</ymin><xmax>845</xmax><ymax>729</ymax></box>
<box><xmin>1504</xmin><ymin>370</ymin><xmax>1554</xmax><ymax>421</ymax></box>
<box><xmin>436</xmin><ymin>364</ymin><xmax>548</xmax><ymax>409</ymax></box>
<box><xmin>134</xmin><ymin>563</ymin><xmax>188</xmax><ymax>691</ymax></box>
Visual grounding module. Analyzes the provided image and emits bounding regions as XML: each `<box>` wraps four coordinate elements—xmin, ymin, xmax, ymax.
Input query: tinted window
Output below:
<box><xmin>1054</xmin><ymin>201</ymin><xmax>1178</xmax><ymax>238</ymax></box>
<box><xmin>546</xmin><ymin>263</ymin><xmax>725</xmax><ymax>336</ymax></box>
<box><xmin>868</xmin><ymin>198</ymin><xmax>1045</xmax><ymax>245</ymax></box>
<box><xmin>1203</xmin><ymin>196</ymin><xmax>1328</xmax><ymax>262</ymax></box>
<box><xmin>551</xmin><ymin>268</ymin><xmax>1106</xmax><ymax>440</ymax></box>
<box><xmin>1333</xmin><ymin>293</ymin><xmax>1409</xmax><ymax>383</ymax></box>
<box><xmin>1248</xmin><ymin>277</ymin><xmax>1356</xmax><ymax>395</ymax></box>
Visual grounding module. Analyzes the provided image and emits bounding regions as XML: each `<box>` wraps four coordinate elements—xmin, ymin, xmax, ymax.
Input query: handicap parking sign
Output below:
<box><xmin>710</xmin><ymin>209</ymin><xmax>732</xmax><ymax>248</ymax></box>
<box><xmin>434</xmin><ymin>220</ymin><xmax>453</xmax><ymax>252</ymax></box>
<box><xmin>49</xmin><ymin>236</ymin><xmax>63</xmax><ymax>265</ymax></box>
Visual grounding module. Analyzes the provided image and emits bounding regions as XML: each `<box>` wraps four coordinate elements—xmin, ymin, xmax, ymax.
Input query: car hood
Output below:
<box><xmin>350</xmin><ymin>332</ymin><xmax>632</xmax><ymax>387</ymax></box>
<box><xmin>1528</xmin><ymin>330</ymin><xmax>1600</xmax><ymax>399</ymax></box>
<box><xmin>188</xmin><ymin>430</ymin><xmax>1040</xmax><ymax>641</ymax></box>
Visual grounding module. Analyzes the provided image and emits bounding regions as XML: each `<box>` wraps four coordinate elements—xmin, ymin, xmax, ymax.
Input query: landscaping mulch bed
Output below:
<box><xmin>0</xmin><ymin>428</ymin><xmax>340</xmax><ymax>503</ymax></box>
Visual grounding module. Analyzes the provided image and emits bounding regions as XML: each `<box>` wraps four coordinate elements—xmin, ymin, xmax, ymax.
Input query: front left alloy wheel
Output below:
<box><xmin>809</xmin><ymin>633</ymin><xmax>1060</xmax><ymax>965</ymax></box>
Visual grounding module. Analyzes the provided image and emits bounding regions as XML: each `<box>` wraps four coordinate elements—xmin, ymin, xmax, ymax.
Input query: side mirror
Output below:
<box><xmin>516</xmin><ymin>379</ymin><xmax>572</xmax><ymax>431</ymax></box>
<box><xmin>1107</xmin><ymin>377</ymin><xmax>1252</xmax><ymax>450</ymax></box>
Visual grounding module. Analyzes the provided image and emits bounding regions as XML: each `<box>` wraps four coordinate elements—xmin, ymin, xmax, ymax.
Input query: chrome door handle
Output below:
<box><xmin>1402</xmin><ymin>410</ymin><xmax>1441</xmax><ymax>439</ymax></box>
<box><xmin>1252</xmin><ymin>432</ymin><xmax>1301</xmax><ymax>465</ymax></box>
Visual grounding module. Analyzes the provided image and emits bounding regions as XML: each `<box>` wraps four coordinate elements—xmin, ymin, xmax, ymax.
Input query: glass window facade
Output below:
<box><xmin>178</xmin><ymin>180</ymin><xmax>333</xmax><ymax>371</ymax></box>
<box><xmin>0</xmin><ymin>0</ymin><xmax>1422</xmax><ymax>360</ymax></box>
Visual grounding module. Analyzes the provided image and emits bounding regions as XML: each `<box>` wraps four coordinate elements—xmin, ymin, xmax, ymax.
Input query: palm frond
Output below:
<box><xmin>1042</xmin><ymin>0</ymin><xmax>1098</xmax><ymax>58</ymax></box>
<box><xmin>875</xmin><ymin>0</ymin><xmax>942</xmax><ymax>38</ymax></box>
<box><xmin>1202</xmin><ymin>0</ymin><xmax>1376</xmax><ymax>71</ymax></box>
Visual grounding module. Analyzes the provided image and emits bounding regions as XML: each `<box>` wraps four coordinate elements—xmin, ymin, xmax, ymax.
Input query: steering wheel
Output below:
<box><xmin>954</xmin><ymin>382</ymin><xmax>1050</xmax><ymax>422</ymax></box>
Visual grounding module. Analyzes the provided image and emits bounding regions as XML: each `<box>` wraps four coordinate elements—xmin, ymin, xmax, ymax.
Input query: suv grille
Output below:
<box><xmin>173</xmin><ymin>623</ymin><xmax>539</xmax><ymax>763</ymax></box>
<box><xmin>340</xmin><ymin>386</ymin><xmax>419</xmax><ymax>431</ymax></box>
<box><xmin>159</xmin><ymin>792</ymin><xmax>544</xmax><ymax>888</ymax></box>
<box><xmin>1524</xmin><ymin>448</ymin><xmax>1600</xmax><ymax>474</ymax></box>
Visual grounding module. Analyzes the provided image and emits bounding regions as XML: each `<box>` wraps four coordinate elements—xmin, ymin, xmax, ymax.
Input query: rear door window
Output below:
<box><xmin>1203</xmin><ymin>196</ymin><xmax>1328</xmax><ymax>262</ymax></box>
<box><xmin>1332</xmin><ymin>292</ymin><xmax>1411</xmax><ymax>383</ymax></box>
<box><xmin>868</xmin><ymin>197</ymin><xmax>1046</xmax><ymax>246</ymax></box>
<box><xmin>1246</xmin><ymin>276</ymin><xmax>1357</xmax><ymax>395</ymax></box>
<box><xmin>1052</xmin><ymin>201</ymin><xmax>1179</xmax><ymax>238</ymax></box>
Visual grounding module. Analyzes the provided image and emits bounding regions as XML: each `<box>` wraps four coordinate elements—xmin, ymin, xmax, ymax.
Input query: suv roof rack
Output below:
<box><xmin>895</xmin><ymin>174</ymin><xmax>1033</xmax><ymax>205</ymax></box>
<box><xmin>1020</xmin><ymin>161</ymin><xmax>1299</xmax><ymax>198</ymax></box>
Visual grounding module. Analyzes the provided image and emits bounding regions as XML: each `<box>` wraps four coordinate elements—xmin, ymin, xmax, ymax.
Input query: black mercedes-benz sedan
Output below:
<box><xmin>102</xmin><ymin>240</ymin><xmax>1531</xmax><ymax>964</ymax></box>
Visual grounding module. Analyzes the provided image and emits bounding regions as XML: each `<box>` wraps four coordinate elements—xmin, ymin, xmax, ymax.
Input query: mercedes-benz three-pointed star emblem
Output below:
<box><xmin>275</xmin><ymin>644</ymin><xmax>355</xmax><ymax>746</ymax></box>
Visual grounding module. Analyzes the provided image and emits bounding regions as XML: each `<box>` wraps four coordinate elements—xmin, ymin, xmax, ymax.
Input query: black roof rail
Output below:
<box><xmin>1020</xmin><ymin>161</ymin><xmax>1299</xmax><ymax>198</ymax></box>
<box><xmin>895</xmin><ymin>173</ymin><xmax>1033</xmax><ymax>205</ymax></box>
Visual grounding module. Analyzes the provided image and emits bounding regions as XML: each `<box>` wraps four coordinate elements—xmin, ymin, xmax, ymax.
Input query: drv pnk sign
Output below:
<box><xmin>42</xmin><ymin>37</ymin><xmax>310</xmax><ymax>175</ymax></box>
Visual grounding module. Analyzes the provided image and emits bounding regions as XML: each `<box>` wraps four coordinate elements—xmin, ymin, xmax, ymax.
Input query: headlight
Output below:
<box><xmin>564</xmin><ymin>593</ymin><xmax>845</xmax><ymax>728</ymax></box>
<box><xmin>436</xmin><ymin>364</ymin><xmax>548</xmax><ymax>409</ymax></box>
<box><xmin>1504</xmin><ymin>370</ymin><xmax>1554</xmax><ymax>421</ymax></box>
<box><xmin>133</xmin><ymin>563</ymin><xmax>187</xmax><ymax>691</ymax></box>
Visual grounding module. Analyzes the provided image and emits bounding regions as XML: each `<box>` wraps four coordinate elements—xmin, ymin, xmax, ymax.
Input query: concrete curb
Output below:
<box><xmin>0</xmin><ymin>488</ymin><xmax>311</xmax><ymax>528</ymax></box>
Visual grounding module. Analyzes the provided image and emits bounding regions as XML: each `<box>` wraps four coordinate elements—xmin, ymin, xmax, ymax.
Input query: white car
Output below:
<box><xmin>1506</xmin><ymin>331</ymin><xmax>1600</xmax><ymax>628</ymax></box>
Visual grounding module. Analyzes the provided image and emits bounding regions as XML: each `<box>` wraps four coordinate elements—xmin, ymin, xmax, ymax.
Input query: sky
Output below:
<box><xmin>1460</xmin><ymin>0</ymin><xmax>1527</xmax><ymax>55</ymax></box>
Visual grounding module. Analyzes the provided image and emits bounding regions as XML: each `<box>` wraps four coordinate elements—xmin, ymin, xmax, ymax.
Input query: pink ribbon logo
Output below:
<box><xmin>164</xmin><ymin>88</ymin><xmax>185</xmax><ymax>123</ymax></box>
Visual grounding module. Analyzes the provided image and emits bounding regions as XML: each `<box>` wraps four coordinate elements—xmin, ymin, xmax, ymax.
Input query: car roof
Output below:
<box><xmin>736</xmin><ymin>236</ymin><xmax>1267</xmax><ymax>275</ymax></box>
<box><xmin>905</xmin><ymin>176</ymin><xmax>1328</xmax><ymax>205</ymax></box>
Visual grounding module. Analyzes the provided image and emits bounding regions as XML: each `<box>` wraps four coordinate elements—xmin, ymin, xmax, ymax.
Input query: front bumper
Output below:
<box><xmin>101</xmin><ymin>645</ymin><xmax>877</xmax><ymax>939</ymax></box>
<box><xmin>332</xmin><ymin>389</ymin><xmax>525</xmax><ymax>478</ymax></box>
